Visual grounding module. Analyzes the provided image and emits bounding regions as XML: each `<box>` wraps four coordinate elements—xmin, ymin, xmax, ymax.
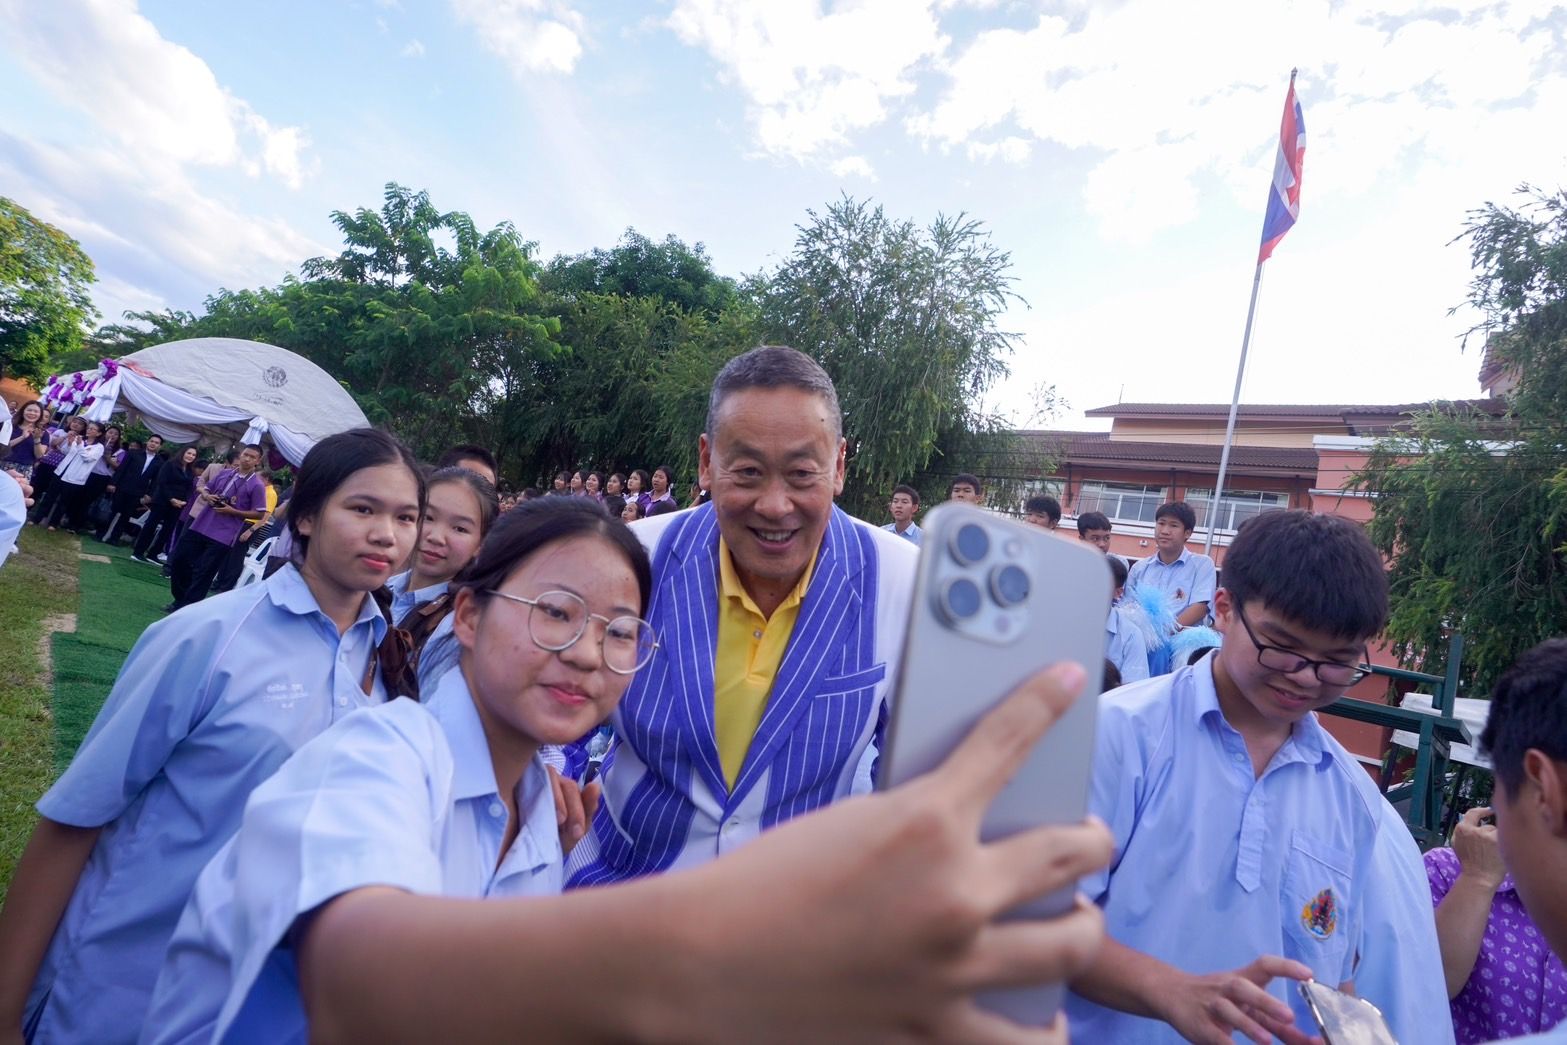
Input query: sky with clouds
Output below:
<box><xmin>2</xmin><ymin>0</ymin><xmax>1563</xmax><ymax>426</ymax></box>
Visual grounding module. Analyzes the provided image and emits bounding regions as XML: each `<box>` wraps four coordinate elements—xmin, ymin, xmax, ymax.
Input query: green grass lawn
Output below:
<box><xmin>0</xmin><ymin>527</ymin><xmax>166</xmax><ymax>900</ymax></box>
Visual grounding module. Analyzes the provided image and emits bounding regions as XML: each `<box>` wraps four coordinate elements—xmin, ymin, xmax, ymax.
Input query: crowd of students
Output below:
<box><xmin>0</xmin><ymin>348</ymin><xmax>1564</xmax><ymax>1043</ymax></box>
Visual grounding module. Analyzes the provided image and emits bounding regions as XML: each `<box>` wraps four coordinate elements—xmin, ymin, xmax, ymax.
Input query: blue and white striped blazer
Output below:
<box><xmin>566</xmin><ymin>503</ymin><xmax>917</xmax><ymax>886</ymax></box>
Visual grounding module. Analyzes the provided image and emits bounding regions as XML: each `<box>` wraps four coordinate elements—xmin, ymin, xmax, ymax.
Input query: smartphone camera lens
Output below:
<box><xmin>990</xmin><ymin>564</ymin><xmax>1030</xmax><ymax>607</ymax></box>
<box><xmin>950</xmin><ymin>523</ymin><xmax>990</xmax><ymax>565</ymax></box>
<box><xmin>938</xmin><ymin>577</ymin><xmax>983</xmax><ymax>622</ymax></box>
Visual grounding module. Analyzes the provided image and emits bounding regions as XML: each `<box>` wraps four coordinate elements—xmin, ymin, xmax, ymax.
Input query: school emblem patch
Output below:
<box><xmin>1301</xmin><ymin>888</ymin><xmax>1338</xmax><ymax>939</ymax></box>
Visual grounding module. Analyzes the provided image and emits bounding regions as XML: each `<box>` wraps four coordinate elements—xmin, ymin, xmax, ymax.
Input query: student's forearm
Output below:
<box><xmin>1434</xmin><ymin>873</ymin><xmax>1501</xmax><ymax>999</ymax></box>
<box><xmin>1176</xmin><ymin>603</ymin><xmax>1209</xmax><ymax>627</ymax></box>
<box><xmin>0</xmin><ymin>819</ymin><xmax>102</xmax><ymax>1027</ymax></box>
<box><xmin>1070</xmin><ymin>936</ymin><xmax>1177</xmax><ymax>1020</ymax></box>
<box><xmin>302</xmin><ymin>881</ymin><xmax>696</xmax><ymax>1043</ymax></box>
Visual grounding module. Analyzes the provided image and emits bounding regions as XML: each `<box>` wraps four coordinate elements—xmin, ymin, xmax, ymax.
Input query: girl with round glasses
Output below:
<box><xmin>146</xmin><ymin>498</ymin><xmax>656</xmax><ymax>1041</ymax></box>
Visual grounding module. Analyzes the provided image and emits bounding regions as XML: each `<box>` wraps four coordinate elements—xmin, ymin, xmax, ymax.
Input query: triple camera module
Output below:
<box><xmin>933</xmin><ymin>521</ymin><xmax>1033</xmax><ymax>643</ymax></box>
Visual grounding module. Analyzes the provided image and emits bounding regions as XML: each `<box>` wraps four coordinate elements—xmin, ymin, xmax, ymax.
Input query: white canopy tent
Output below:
<box><xmin>44</xmin><ymin>339</ymin><xmax>368</xmax><ymax>466</ymax></box>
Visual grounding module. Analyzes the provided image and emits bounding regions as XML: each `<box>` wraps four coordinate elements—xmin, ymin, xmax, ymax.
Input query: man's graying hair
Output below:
<box><xmin>706</xmin><ymin>345</ymin><xmax>842</xmax><ymax>440</ymax></box>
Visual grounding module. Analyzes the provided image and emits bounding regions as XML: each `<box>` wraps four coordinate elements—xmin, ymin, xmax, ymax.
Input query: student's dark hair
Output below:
<box><xmin>1024</xmin><ymin>494</ymin><xmax>1061</xmax><ymax>523</ymax></box>
<box><xmin>287</xmin><ymin>429</ymin><xmax>425</xmax><ymax>564</ymax></box>
<box><xmin>653</xmin><ymin>465</ymin><xmax>674</xmax><ymax>487</ymax></box>
<box><xmin>437</xmin><ymin>443</ymin><xmax>499</xmax><ymax>478</ymax></box>
<box><xmin>1155</xmin><ymin>500</ymin><xmax>1197</xmax><ymax>531</ymax></box>
<box><xmin>622</xmin><ymin>499</ymin><xmax>644</xmax><ymax>520</ymax></box>
<box><xmin>521</xmin><ymin>487</ymin><xmax>544</xmax><ymax>500</ymax></box>
<box><xmin>1102</xmin><ymin>658</ymin><xmax>1122</xmax><ymax>691</ymax></box>
<box><xmin>587</xmin><ymin>470</ymin><xmax>605</xmax><ymax>490</ymax></box>
<box><xmin>1480</xmin><ymin>638</ymin><xmax>1567</xmax><ymax>795</ymax></box>
<box><xmin>646</xmin><ymin>497</ymin><xmax>679</xmax><ymax>517</ymax></box>
<box><xmin>950</xmin><ymin>472</ymin><xmax>982</xmax><ymax>495</ymax></box>
<box><xmin>603</xmin><ymin>494</ymin><xmax>626</xmax><ymax>519</ymax></box>
<box><xmin>630</xmin><ymin>468</ymin><xmax>652</xmax><ymax>492</ymax></box>
<box><xmin>1108</xmin><ymin>554</ymin><xmax>1128</xmax><ymax>589</ymax></box>
<box><xmin>225</xmin><ymin>447</ymin><xmax>241</xmax><ymax>464</ymax></box>
<box><xmin>608</xmin><ymin>472</ymin><xmax>626</xmax><ymax>488</ymax></box>
<box><xmin>891</xmin><ymin>483</ymin><xmax>920</xmax><ymax>506</ymax></box>
<box><xmin>706</xmin><ymin>345</ymin><xmax>842</xmax><ymax>439</ymax></box>
<box><xmin>426</xmin><ymin>466</ymin><xmax>500</xmax><ymax>536</ymax></box>
<box><xmin>1076</xmin><ymin>510</ymin><xmax>1111</xmax><ymax>536</ymax></box>
<box><xmin>455</xmin><ymin>497</ymin><xmax>653</xmax><ymax>618</ymax></box>
<box><xmin>1221</xmin><ymin>510</ymin><xmax>1387</xmax><ymax>641</ymax></box>
<box><xmin>555</xmin><ymin>470</ymin><xmax>570</xmax><ymax>484</ymax></box>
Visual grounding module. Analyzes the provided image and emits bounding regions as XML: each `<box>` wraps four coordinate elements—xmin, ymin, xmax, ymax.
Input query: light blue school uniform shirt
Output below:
<box><xmin>1354</xmin><ymin>800</ymin><xmax>1456</xmax><ymax>1043</ymax></box>
<box><xmin>1105</xmin><ymin>604</ymin><xmax>1149</xmax><ymax>685</ymax></box>
<box><xmin>144</xmin><ymin>669</ymin><xmax>564</xmax><ymax>1045</ymax></box>
<box><xmin>1066</xmin><ymin>654</ymin><xmax>1414</xmax><ymax>1043</ymax></box>
<box><xmin>26</xmin><ymin>565</ymin><xmax>388</xmax><ymax>1045</ymax></box>
<box><xmin>1125</xmin><ymin>546</ymin><xmax>1216</xmax><ymax>616</ymax></box>
<box><xmin>880</xmin><ymin>520</ymin><xmax>922</xmax><ymax>546</ymax></box>
<box><xmin>386</xmin><ymin>570</ymin><xmax>448</xmax><ymax>626</ymax></box>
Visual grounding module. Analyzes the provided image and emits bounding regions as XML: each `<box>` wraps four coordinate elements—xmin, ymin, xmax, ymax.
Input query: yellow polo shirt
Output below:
<box><xmin>713</xmin><ymin>537</ymin><xmax>817</xmax><ymax>789</ymax></box>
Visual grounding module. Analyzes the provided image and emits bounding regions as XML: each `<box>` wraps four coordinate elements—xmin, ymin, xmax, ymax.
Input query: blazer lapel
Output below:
<box><xmin>658</xmin><ymin>507</ymin><xmax>728</xmax><ymax>804</ymax></box>
<box><xmin>728</xmin><ymin>508</ymin><xmax>860</xmax><ymax>805</ymax></box>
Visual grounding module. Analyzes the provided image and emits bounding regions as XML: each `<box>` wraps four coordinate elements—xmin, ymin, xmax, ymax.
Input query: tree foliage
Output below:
<box><xmin>85</xmin><ymin>187</ymin><xmax>1026</xmax><ymax>506</ymax></box>
<box><xmin>0</xmin><ymin>196</ymin><xmax>98</xmax><ymax>384</ymax></box>
<box><xmin>751</xmin><ymin>197</ymin><xmax>1035</xmax><ymax>517</ymax></box>
<box><xmin>1356</xmin><ymin>187</ymin><xmax>1567</xmax><ymax>688</ymax></box>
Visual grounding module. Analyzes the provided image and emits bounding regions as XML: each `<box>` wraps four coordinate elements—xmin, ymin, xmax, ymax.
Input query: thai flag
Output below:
<box><xmin>1258</xmin><ymin>71</ymin><xmax>1305</xmax><ymax>263</ymax></box>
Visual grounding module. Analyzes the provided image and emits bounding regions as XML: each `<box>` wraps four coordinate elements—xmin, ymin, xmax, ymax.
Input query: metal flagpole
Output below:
<box><xmin>1203</xmin><ymin>263</ymin><xmax>1264</xmax><ymax>556</ymax></box>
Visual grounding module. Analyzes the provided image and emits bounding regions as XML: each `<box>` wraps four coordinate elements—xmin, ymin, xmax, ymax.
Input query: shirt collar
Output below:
<box><xmin>426</xmin><ymin>668</ymin><xmax>503</xmax><ymax>802</ymax></box>
<box><xmin>1188</xmin><ymin>653</ymin><xmax>1330</xmax><ymax>767</ymax></box>
<box><xmin>266</xmin><ymin>563</ymin><xmax>389</xmax><ymax>642</ymax></box>
<box><xmin>717</xmin><ymin>536</ymin><xmax>818</xmax><ymax>618</ymax></box>
<box><xmin>1152</xmin><ymin>547</ymin><xmax>1192</xmax><ymax>568</ymax></box>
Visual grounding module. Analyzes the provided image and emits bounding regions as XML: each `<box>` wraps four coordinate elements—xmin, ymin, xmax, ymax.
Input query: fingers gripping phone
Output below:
<box><xmin>879</xmin><ymin>503</ymin><xmax>1112</xmax><ymax>1027</ymax></box>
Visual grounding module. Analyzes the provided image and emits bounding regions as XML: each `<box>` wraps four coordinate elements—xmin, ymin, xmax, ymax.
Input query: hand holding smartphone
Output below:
<box><xmin>1298</xmin><ymin>980</ymin><xmax>1399</xmax><ymax>1044</ymax></box>
<box><xmin>879</xmin><ymin>502</ymin><xmax>1112</xmax><ymax>1027</ymax></box>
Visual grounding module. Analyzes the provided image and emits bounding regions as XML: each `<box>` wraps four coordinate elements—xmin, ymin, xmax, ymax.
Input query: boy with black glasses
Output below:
<box><xmin>1068</xmin><ymin>509</ymin><xmax>1452</xmax><ymax>1044</ymax></box>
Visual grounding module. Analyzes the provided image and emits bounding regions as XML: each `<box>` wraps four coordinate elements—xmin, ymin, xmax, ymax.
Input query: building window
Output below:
<box><xmin>1075</xmin><ymin>482</ymin><xmax>1165</xmax><ymax>524</ymax></box>
<box><xmin>1185</xmin><ymin>488</ymin><xmax>1289</xmax><ymax>532</ymax></box>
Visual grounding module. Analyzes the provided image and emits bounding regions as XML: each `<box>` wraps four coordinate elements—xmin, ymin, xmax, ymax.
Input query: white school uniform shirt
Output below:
<box><xmin>1125</xmin><ymin>546</ymin><xmax>1216</xmax><ymax>616</ymax></box>
<box><xmin>144</xmin><ymin>669</ymin><xmax>564</xmax><ymax>1045</ymax></box>
<box><xmin>55</xmin><ymin>439</ymin><xmax>105</xmax><ymax>485</ymax></box>
<box><xmin>26</xmin><ymin>565</ymin><xmax>388</xmax><ymax>1045</ymax></box>
<box><xmin>386</xmin><ymin>570</ymin><xmax>448</xmax><ymax>627</ymax></box>
<box><xmin>0</xmin><ymin>469</ymin><xmax>25</xmax><ymax>567</ymax></box>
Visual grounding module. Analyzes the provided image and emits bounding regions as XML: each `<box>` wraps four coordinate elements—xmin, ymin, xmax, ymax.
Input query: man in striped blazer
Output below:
<box><xmin>567</xmin><ymin>346</ymin><xmax>918</xmax><ymax>886</ymax></box>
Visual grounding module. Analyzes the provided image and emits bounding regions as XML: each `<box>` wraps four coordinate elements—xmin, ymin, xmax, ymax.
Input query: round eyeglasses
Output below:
<box><xmin>486</xmin><ymin>589</ymin><xmax>658</xmax><ymax>675</ymax></box>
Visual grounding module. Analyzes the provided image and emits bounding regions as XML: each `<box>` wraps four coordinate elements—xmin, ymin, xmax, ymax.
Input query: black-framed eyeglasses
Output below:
<box><xmin>1234</xmin><ymin>605</ymin><xmax>1369</xmax><ymax>686</ymax></box>
<box><xmin>486</xmin><ymin>589</ymin><xmax>658</xmax><ymax>675</ymax></box>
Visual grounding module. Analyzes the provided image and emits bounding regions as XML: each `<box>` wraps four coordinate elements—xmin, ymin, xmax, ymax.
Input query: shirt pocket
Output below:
<box><xmin>812</xmin><ymin>663</ymin><xmax>887</xmax><ymax>698</ymax></box>
<box><xmin>1281</xmin><ymin>829</ymin><xmax>1355</xmax><ymax>984</ymax></box>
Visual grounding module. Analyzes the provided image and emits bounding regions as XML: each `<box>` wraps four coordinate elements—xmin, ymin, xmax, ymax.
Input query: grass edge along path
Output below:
<box><xmin>0</xmin><ymin>528</ymin><xmax>83</xmax><ymax>901</ymax></box>
<box><xmin>0</xmin><ymin>529</ymin><xmax>168</xmax><ymax>903</ymax></box>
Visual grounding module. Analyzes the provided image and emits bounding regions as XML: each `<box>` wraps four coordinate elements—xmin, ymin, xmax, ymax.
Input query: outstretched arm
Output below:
<box><xmin>300</xmin><ymin>663</ymin><xmax>1112</xmax><ymax>1044</ymax></box>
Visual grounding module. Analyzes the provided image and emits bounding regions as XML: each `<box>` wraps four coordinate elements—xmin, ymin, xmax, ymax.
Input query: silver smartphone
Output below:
<box><xmin>879</xmin><ymin>502</ymin><xmax>1111</xmax><ymax>1026</ymax></box>
<box><xmin>1298</xmin><ymin>980</ymin><xmax>1399</xmax><ymax>1045</ymax></box>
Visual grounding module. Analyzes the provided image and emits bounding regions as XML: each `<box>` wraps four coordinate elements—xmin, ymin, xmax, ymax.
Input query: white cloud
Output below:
<box><xmin>828</xmin><ymin>155</ymin><xmax>877</xmax><ymax>180</ymax></box>
<box><xmin>449</xmin><ymin>0</ymin><xmax>585</xmax><ymax>76</ymax></box>
<box><xmin>0</xmin><ymin>0</ymin><xmax>311</xmax><ymax>187</ymax></box>
<box><xmin>966</xmin><ymin>135</ymin><xmax>1031</xmax><ymax>164</ymax></box>
<box><xmin>667</xmin><ymin>0</ymin><xmax>947</xmax><ymax>161</ymax></box>
<box><xmin>911</xmin><ymin>1</ymin><xmax>1567</xmax><ymax>240</ymax></box>
<box><xmin>401</xmin><ymin>38</ymin><xmax>426</xmax><ymax>58</ymax></box>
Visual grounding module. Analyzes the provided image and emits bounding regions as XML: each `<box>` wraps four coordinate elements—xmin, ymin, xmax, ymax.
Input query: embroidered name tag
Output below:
<box><xmin>1302</xmin><ymin>887</ymin><xmax>1338</xmax><ymax>939</ymax></box>
<box><xmin>263</xmin><ymin>681</ymin><xmax>308</xmax><ymax>710</ymax></box>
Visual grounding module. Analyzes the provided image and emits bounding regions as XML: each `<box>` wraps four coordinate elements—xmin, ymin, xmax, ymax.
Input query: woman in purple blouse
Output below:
<box><xmin>1427</xmin><ymin>805</ymin><xmax>1567</xmax><ymax>1043</ymax></box>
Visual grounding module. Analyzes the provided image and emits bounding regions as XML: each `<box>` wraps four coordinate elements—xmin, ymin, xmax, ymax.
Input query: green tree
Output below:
<box><xmin>1356</xmin><ymin>186</ymin><xmax>1567</xmax><ymax>688</ymax></box>
<box><xmin>751</xmin><ymin>196</ymin><xmax>1035</xmax><ymax>517</ymax></box>
<box><xmin>0</xmin><ymin>197</ymin><xmax>99</xmax><ymax>384</ymax></box>
<box><xmin>541</xmin><ymin>230</ymin><xmax>739</xmax><ymax>318</ymax></box>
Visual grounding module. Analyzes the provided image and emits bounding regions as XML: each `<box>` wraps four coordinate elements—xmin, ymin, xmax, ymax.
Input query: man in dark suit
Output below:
<box><xmin>99</xmin><ymin>434</ymin><xmax>164</xmax><ymax>544</ymax></box>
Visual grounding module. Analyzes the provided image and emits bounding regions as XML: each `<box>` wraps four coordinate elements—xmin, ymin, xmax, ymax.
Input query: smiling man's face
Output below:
<box><xmin>700</xmin><ymin>385</ymin><xmax>845</xmax><ymax>611</ymax></box>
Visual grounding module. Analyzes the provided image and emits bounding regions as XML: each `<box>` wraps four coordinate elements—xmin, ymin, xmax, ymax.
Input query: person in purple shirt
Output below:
<box><xmin>1461</xmin><ymin>637</ymin><xmax>1567</xmax><ymax>1044</ymax></box>
<box><xmin>1427</xmin><ymin>807</ymin><xmax>1567</xmax><ymax>1043</ymax></box>
<box><xmin>165</xmin><ymin>444</ymin><xmax>267</xmax><ymax>612</ymax></box>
